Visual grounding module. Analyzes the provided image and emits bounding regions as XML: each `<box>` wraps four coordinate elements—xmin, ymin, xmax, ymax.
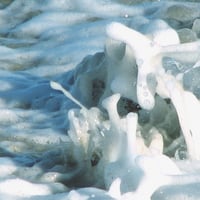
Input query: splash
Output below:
<box><xmin>51</xmin><ymin>19</ymin><xmax>200</xmax><ymax>199</ymax></box>
<box><xmin>1</xmin><ymin>0</ymin><xmax>200</xmax><ymax>199</ymax></box>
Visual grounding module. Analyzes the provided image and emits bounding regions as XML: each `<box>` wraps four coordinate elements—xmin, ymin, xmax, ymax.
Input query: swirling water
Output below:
<box><xmin>1</xmin><ymin>0</ymin><xmax>200</xmax><ymax>199</ymax></box>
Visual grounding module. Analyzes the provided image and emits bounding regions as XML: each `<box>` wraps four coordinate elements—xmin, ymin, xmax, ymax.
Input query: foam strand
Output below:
<box><xmin>126</xmin><ymin>112</ymin><xmax>138</xmax><ymax>157</ymax></box>
<box><xmin>102</xmin><ymin>94</ymin><xmax>123</xmax><ymax>162</ymax></box>
<box><xmin>106</xmin><ymin>22</ymin><xmax>154</xmax><ymax>59</ymax></box>
<box><xmin>165</xmin><ymin>78</ymin><xmax>196</xmax><ymax>160</ymax></box>
<box><xmin>50</xmin><ymin>81</ymin><xmax>86</xmax><ymax>110</ymax></box>
<box><xmin>68</xmin><ymin>110</ymin><xmax>82</xmax><ymax>146</ymax></box>
<box><xmin>161</xmin><ymin>41</ymin><xmax>200</xmax><ymax>63</ymax></box>
<box><xmin>183</xmin><ymin>91</ymin><xmax>200</xmax><ymax>160</ymax></box>
<box><xmin>108</xmin><ymin>178</ymin><xmax>121</xmax><ymax>199</ymax></box>
<box><xmin>102</xmin><ymin>93</ymin><xmax>121</xmax><ymax>127</ymax></box>
<box><xmin>106</xmin><ymin>22</ymin><xmax>160</xmax><ymax>110</ymax></box>
<box><xmin>148</xmin><ymin>128</ymin><xmax>163</xmax><ymax>155</ymax></box>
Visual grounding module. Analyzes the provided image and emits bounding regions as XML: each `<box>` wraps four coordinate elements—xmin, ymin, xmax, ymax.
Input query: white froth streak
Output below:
<box><xmin>161</xmin><ymin>41</ymin><xmax>200</xmax><ymax>63</ymax></box>
<box><xmin>106</xmin><ymin>22</ymin><xmax>161</xmax><ymax>110</ymax></box>
<box><xmin>165</xmin><ymin>76</ymin><xmax>200</xmax><ymax>160</ymax></box>
<box><xmin>50</xmin><ymin>81</ymin><xmax>87</xmax><ymax>110</ymax></box>
<box><xmin>106</xmin><ymin>22</ymin><xmax>160</xmax><ymax>63</ymax></box>
<box><xmin>0</xmin><ymin>178</ymin><xmax>61</xmax><ymax>197</ymax></box>
<box><xmin>102</xmin><ymin>93</ymin><xmax>121</xmax><ymax>126</ymax></box>
<box><xmin>126</xmin><ymin>112</ymin><xmax>138</xmax><ymax>156</ymax></box>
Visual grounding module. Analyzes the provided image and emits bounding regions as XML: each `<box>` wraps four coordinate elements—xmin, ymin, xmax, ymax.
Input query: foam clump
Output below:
<box><xmin>0</xmin><ymin>178</ymin><xmax>67</xmax><ymax>197</ymax></box>
<box><xmin>53</xmin><ymin>82</ymin><xmax>193</xmax><ymax>199</ymax></box>
<box><xmin>139</xmin><ymin>19</ymin><xmax>180</xmax><ymax>46</ymax></box>
<box><xmin>53</xmin><ymin>14</ymin><xmax>200</xmax><ymax>198</ymax></box>
<box><xmin>106</xmin><ymin>20</ymin><xmax>180</xmax><ymax>110</ymax></box>
<box><xmin>51</xmin><ymin>82</ymin><xmax>177</xmax><ymax>199</ymax></box>
<box><xmin>0</xmin><ymin>157</ymin><xmax>17</xmax><ymax>177</ymax></box>
<box><xmin>106</xmin><ymin>21</ymin><xmax>200</xmax><ymax>161</ymax></box>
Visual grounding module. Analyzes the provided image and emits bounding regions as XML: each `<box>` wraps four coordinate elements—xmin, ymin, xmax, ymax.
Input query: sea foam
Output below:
<box><xmin>0</xmin><ymin>0</ymin><xmax>200</xmax><ymax>199</ymax></box>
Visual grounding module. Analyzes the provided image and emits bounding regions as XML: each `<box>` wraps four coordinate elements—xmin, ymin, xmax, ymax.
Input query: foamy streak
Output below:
<box><xmin>50</xmin><ymin>81</ymin><xmax>87</xmax><ymax>110</ymax></box>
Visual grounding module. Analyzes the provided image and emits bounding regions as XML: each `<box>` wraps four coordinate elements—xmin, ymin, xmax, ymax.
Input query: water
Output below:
<box><xmin>1</xmin><ymin>0</ymin><xmax>200</xmax><ymax>199</ymax></box>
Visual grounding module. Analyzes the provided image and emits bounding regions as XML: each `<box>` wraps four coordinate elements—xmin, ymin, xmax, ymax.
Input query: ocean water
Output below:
<box><xmin>1</xmin><ymin>0</ymin><xmax>200</xmax><ymax>199</ymax></box>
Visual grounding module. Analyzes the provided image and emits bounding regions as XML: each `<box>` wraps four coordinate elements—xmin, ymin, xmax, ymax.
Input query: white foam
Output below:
<box><xmin>0</xmin><ymin>178</ymin><xmax>67</xmax><ymax>197</ymax></box>
<box><xmin>0</xmin><ymin>0</ymin><xmax>200</xmax><ymax>199</ymax></box>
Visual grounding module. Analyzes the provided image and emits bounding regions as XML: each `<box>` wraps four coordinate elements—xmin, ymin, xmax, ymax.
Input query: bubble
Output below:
<box><xmin>91</xmin><ymin>194</ymin><xmax>95</xmax><ymax>198</ymax></box>
<box><xmin>124</xmin><ymin>14</ymin><xmax>129</xmax><ymax>18</ymax></box>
